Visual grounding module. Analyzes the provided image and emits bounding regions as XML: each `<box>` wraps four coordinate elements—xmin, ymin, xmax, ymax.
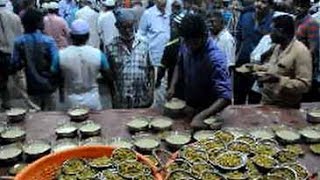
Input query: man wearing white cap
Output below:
<box><xmin>75</xmin><ymin>0</ymin><xmax>100</xmax><ymax>48</ymax></box>
<box><xmin>0</xmin><ymin>0</ymin><xmax>23</xmax><ymax>109</ymax></box>
<box><xmin>43</xmin><ymin>1</ymin><xmax>70</xmax><ymax>49</ymax></box>
<box><xmin>98</xmin><ymin>0</ymin><xmax>119</xmax><ymax>48</ymax></box>
<box><xmin>52</xmin><ymin>19</ymin><xmax>113</xmax><ymax>110</ymax></box>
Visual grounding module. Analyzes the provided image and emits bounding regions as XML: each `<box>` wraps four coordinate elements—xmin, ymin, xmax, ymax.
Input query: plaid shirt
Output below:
<box><xmin>107</xmin><ymin>36</ymin><xmax>153</xmax><ymax>108</ymax></box>
<box><xmin>296</xmin><ymin>15</ymin><xmax>320</xmax><ymax>82</ymax></box>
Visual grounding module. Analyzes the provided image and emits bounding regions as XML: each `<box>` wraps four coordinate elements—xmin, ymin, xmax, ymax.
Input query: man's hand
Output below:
<box><xmin>190</xmin><ymin>112</ymin><xmax>207</xmax><ymax>129</ymax></box>
<box><xmin>256</xmin><ymin>73</ymin><xmax>280</xmax><ymax>83</ymax></box>
<box><xmin>166</xmin><ymin>87</ymin><xmax>175</xmax><ymax>100</ymax></box>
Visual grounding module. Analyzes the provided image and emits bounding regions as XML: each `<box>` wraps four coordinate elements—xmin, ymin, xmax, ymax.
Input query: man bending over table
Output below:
<box><xmin>167</xmin><ymin>14</ymin><xmax>232</xmax><ymax>129</ymax></box>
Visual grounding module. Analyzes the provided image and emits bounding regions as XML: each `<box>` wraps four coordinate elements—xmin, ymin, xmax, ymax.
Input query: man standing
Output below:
<box><xmin>0</xmin><ymin>0</ymin><xmax>23</xmax><ymax>109</ymax></box>
<box><xmin>52</xmin><ymin>19</ymin><xmax>113</xmax><ymax>110</ymax></box>
<box><xmin>168</xmin><ymin>14</ymin><xmax>232</xmax><ymax>129</ymax></box>
<box><xmin>257</xmin><ymin>15</ymin><xmax>312</xmax><ymax>108</ymax></box>
<box><xmin>43</xmin><ymin>1</ymin><xmax>69</xmax><ymax>49</ymax></box>
<box><xmin>107</xmin><ymin>9</ymin><xmax>153</xmax><ymax>108</ymax></box>
<box><xmin>11</xmin><ymin>9</ymin><xmax>59</xmax><ymax>110</ymax></box>
<box><xmin>76</xmin><ymin>0</ymin><xmax>100</xmax><ymax>48</ymax></box>
<box><xmin>234</xmin><ymin>0</ymin><xmax>273</xmax><ymax>104</ymax></box>
<box><xmin>138</xmin><ymin>0</ymin><xmax>170</xmax><ymax>67</ymax></box>
<box><xmin>294</xmin><ymin>0</ymin><xmax>320</xmax><ymax>101</ymax></box>
<box><xmin>98</xmin><ymin>0</ymin><xmax>119</xmax><ymax>48</ymax></box>
<box><xmin>208</xmin><ymin>11</ymin><xmax>236</xmax><ymax>68</ymax></box>
<box><xmin>138</xmin><ymin>0</ymin><xmax>170</xmax><ymax>107</ymax></box>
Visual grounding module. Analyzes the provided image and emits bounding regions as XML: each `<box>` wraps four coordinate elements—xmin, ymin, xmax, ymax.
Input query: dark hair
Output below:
<box><xmin>21</xmin><ymin>9</ymin><xmax>43</xmax><ymax>33</ymax></box>
<box><xmin>70</xmin><ymin>33</ymin><xmax>89</xmax><ymax>45</ymax></box>
<box><xmin>179</xmin><ymin>13</ymin><xmax>207</xmax><ymax>39</ymax></box>
<box><xmin>48</xmin><ymin>9</ymin><xmax>59</xmax><ymax>14</ymax></box>
<box><xmin>272</xmin><ymin>15</ymin><xmax>295</xmax><ymax>38</ymax></box>
<box><xmin>207</xmin><ymin>11</ymin><xmax>224</xmax><ymax>24</ymax></box>
<box><xmin>294</xmin><ymin>0</ymin><xmax>311</xmax><ymax>9</ymax></box>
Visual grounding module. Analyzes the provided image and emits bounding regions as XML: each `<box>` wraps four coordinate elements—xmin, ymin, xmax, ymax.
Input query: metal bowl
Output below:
<box><xmin>6</xmin><ymin>108</ymin><xmax>27</xmax><ymax>123</ymax></box>
<box><xmin>52</xmin><ymin>138</ymin><xmax>78</xmax><ymax>153</ymax></box>
<box><xmin>55</xmin><ymin>122</ymin><xmax>78</xmax><ymax>138</ymax></box>
<box><xmin>193</xmin><ymin>130</ymin><xmax>215</xmax><ymax>141</ymax></box>
<box><xmin>0</xmin><ymin>144</ymin><xmax>23</xmax><ymax>165</ymax></box>
<box><xmin>78</xmin><ymin>120</ymin><xmax>101</xmax><ymax>138</ymax></box>
<box><xmin>214</xmin><ymin>151</ymin><xmax>247</xmax><ymax>171</ymax></box>
<box><xmin>107</xmin><ymin>137</ymin><xmax>134</xmax><ymax>149</ymax></box>
<box><xmin>203</xmin><ymin>116</ymin><xmax>224</xmax><ymax>130</ymax></box>
<box><xmin>251</xmin><ymin>154</ymin><xmax>278</xmax><ymax>173</ymax></box>
<box><xmin>165</xmin><ymin>169</ymin><xmax>196</xmax><ymax>180</ymax></box>
<box><xmin>306</xmin><ymin>109</ymin><xmax>320</xmax><ymax>123</ymax></box>
<box><xmin>126</xmin><ymin>116</ymin><xmax>150</xmax><ymax>133</ymax></box>
<box><xmin>23</xmin><ymin>140</ymin><xmax>51</xmax><ymax>161</ymax></box>
<box><xmin>87</xmin><ymin>156</ymin><xmax>113</xmax><ymax>169</ymax></box>
<box><xmin>0</xmin><ymin>126</ymin><xmax>26</xmax><ymax>144</ymax></box>
<box><xmin>227</xmin><ymin>140</ymin><xmax>252</xmax><ymax>154</ymax></box>
<box><xmin>164</xmin><ymin>131</ymin><xmax>192</xmax><ymax>151</ymax></box>
<box><xmin>117</xmin><ymin>160</ymin><xmax>151</xmax><ymax>179</ymax></box>
<box><xmin>80</xmin><ymin>136</ymin><xmax>105</xmax><ymax>146</ymax></box>
<box><xmin>284</xmin><ymin>163</ymin><xmax>309</xmax><ymax>180</ymax></box>
<box><xmin>150</xmin><ymin>116</ymin><xmax>173</xmax><ymax>131</ymax></box>
<box><xmin>299</xmin><ymin>128</ymin><xmax>320</xmax><ymax>144</ymax></box>
<box><xmin>163</xmin><ymin>98</ymin><xmax>186</xmax><ymax>118</ymax></box>
<box><xmin>268</xmin><ymin>166</ymin><xmax>298</xmax><ymax>180</ymax></box>
<box><xmin>275</xmin><ymin>129</ymin><xmax>301</xmax><ymax>144</ymax></box>
<box><xmin>133</xmin><ymin>134</ymin><xmax>160</xmax><ymax>153</ymax></box>
<box><xmin>67</xmin><ymin>108</ymin><xmax>89</xmax><ymax>122</ymax></box>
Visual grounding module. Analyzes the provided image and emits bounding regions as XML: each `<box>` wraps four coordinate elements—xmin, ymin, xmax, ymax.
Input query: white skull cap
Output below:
<box><xmin>71</xmin><ymin>19</ymin><xmax>90</xmax><ymax>35</ymax></box>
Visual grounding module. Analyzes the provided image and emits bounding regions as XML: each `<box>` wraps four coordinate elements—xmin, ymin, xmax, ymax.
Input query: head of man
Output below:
<box><xmin>293</xmin><ymin>0</ymin><xmax>311</xmax><ymax>17</ymax></box>
<box><xmin>0</xmin><ymin>0</ymin><xmax>6</xmax><ymax>7</ymax></box>
<box><xmin>115</xmin><ymin>9</ymin><xmax>136</xmax><ymax>41</ymax></box>
<box><xmin>155</xmin><ymin>0</ymin><xmax>166</xmax><ymax>14</ymax></box>
<box><xmin>270</xmin><ymin>15</ymin><xmax>295</xmax><ymax>45</ymax></box>
<box><xmin>70</xmin><ymin>19</ymin><xmax>90</xmax><ymax>46</ymax></box>
<box><xmin>22</xmin><ymin>9</ymin><xmax>44</xmax><ymax>33</ymax></box>
<box><xmin>180</xmin><ymin>14</ymin><xmax>208</xmax><ymax>54</ymax></box>
<box><xmin>47</xmin><ymin>2</ymin><xmax>59</xmax><ymax>14</ymax></box>
<box><xmin>102</xmin><ymin>0</ymin><xmax>115</xmax><ymax>11</ymax></box>
<box><xmin>207</xmin><ymin>11</ymin><xmax>224</xmax><ymax>36</ymax></box>
<box><xmin>171</xmin><ymin>0</ymin><xmax>182</xmax><ymax>15</ymax></box>
<box><xmin>254</xmin><ymin>0</ymin><xmax>273</xmax><ymax>16</ymax></box>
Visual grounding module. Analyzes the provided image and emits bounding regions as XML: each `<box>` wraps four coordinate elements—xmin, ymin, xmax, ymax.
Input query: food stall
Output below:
<box><xmin>0</xmin><ymin>103</ymin><xmax>320</xmax><ymax>179</ymax></box>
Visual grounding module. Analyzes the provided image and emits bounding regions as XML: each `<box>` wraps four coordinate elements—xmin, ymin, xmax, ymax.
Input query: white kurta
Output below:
<box><xmin>75</xmin><ymin>6</ymin><xmax>100</xmax><ymax>48</ymax></box>
<box><xmin>97</xmin><ymin>10</ymin><xmax>119</xmax><ymax>47</ymax></box>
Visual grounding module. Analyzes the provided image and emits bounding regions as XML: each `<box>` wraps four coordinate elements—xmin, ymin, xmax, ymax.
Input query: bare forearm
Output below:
<box><xmin>197</xmin><ymin>98</ymin><xmax>231</xmax><ymax>118</ymax></box>
<box><xmin>169</xmin><ymin>65</ymin><xmax>179</xmax><ymax>90</ymax></box>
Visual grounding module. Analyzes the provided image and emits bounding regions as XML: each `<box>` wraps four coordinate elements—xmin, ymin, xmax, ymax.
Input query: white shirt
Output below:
<box><xmin>138</xmin><ymin>5</ymin><xmax>170</xmax><ymax>66</ymax></box>
<box><xmin>98</xmin><ymin>10</ymin><xmax>119</xmax><ymax>46</ymax></box>
<box><xmin>250</xmin><ymin>34</ymin><xmax>273</xmax><ymax>63</ymax></box>
<box><xmin>214</xmin><ymin>29</ymin><xmax>236</xmax><ymax>67</ymax></box>
<box><xmin>0</xmin><ymin>7</ymin><xmax>23</xmax><ymax>53</ymax></box>
<box><xmin>76</xmin><ymin>6</ymin><xmax>100</xmax><ymax>48</ymax></box>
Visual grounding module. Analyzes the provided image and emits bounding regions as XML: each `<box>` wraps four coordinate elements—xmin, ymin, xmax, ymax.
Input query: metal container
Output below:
<box><xmin>6</xmin><ymin>108</ymin><xmax>27</xmax><ymax>123</ymax></box>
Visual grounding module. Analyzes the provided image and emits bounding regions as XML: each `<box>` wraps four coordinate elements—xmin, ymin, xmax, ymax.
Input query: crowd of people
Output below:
<box><xmin>0</xmin><ymin>0</ymin><xmax>319</xmax><ymax>128</ymax></box>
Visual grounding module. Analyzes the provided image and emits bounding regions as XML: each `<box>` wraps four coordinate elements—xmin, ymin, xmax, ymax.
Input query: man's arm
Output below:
<box><xmin>137</xmin><ymin>11</ymin><xmax>149</xmax><ymax>37</ymax></box>
<box><xmin>10</xmin><ymin>40</ymin><xmax>23</xmax><ymax>74</ymax></box>
<box><xmin>99</xmin><ymin>52</ymin><xmax>115</xmax><ymax>96</ymax></box>
<box><xmin>191</xmin><ymin>45</ymin><xmax>232</xmax><ymax>128</ymax></box>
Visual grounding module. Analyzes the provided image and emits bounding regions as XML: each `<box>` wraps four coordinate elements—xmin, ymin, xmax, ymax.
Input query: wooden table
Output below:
<box><xmin>1</xmin><ymin>103</ymin><xmax>320</xmax><ymax>177</ymax></box>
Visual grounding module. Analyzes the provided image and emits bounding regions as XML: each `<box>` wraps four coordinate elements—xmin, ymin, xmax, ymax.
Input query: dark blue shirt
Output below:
<box><xmin>178</xmin><ymin>37</ymin><xmax>232</xmax><ymax>109</ymax></box>
<box><xmin>11</xmin><ymin>31</ymin><xmax>59</xmax><ymax>95</ymax></box>
<box><xmin>236</xmin><ymin>10</ymin><xmax>273</xmax><ymax>65</ymax></box>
